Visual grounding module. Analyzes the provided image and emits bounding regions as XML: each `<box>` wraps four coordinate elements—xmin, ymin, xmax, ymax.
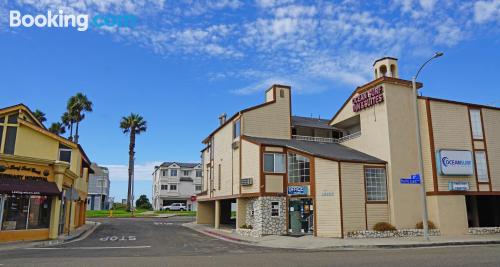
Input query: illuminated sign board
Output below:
<box><xmin>438</xmin><ymin>150</ymin><xmax>473</xmax><ymax>176</ymax></box>
<box><xmin>352</xmin><ymin>86</ymin><xmax>384</xmax><ymax>112</ymax></box>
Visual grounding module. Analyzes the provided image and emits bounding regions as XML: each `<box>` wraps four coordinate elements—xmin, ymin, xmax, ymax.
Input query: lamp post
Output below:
<box><xmin>412</xmin><ymin>52</ymin><xmax>444</xmax><ymax>241</ymax></box>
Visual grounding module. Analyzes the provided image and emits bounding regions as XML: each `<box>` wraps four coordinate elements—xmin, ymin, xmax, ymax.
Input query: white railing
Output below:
<box><xmin>292</xmin><ymin>131</ymin><xmax>361</xmax><ymax>144</ymax></box>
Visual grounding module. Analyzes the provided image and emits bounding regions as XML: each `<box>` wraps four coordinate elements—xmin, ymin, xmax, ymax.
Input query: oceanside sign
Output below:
<box><xmin>352</xmin><ymin>86</ymin><xmax>384</xmax><ymax>112</ymax></box>
<box><xmin>438</xmin><ymin>150</ymin><xmax>473</xmax><ymax>176</ymax></box>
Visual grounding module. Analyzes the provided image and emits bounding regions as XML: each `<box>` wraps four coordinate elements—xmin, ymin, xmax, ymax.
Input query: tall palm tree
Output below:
<box><xmin>32</xmin><ymin>109</ymin><xmax>47</xmax><ymax>124</ymax></box>
<box><xmin>48</xmin><ymin>122</ymin><xmax>66</xmax><ymax>135</ymax></box>
<box><xmin>67</xmin><ymin>93</ymin><xmax>93</xmax><ymax>143</ymax></box>
<box><xmin>61</xmin><ymin>111</ymin><xmax>74</xmax><ymax>140</ymax></box>
<box><xmin>120</xmin><ymin>113</ymin><xmax>147</xmax><ymax>211</ymax></box>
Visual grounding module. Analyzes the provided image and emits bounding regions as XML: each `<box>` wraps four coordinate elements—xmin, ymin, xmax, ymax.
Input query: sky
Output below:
<box><xmin>1</xmin><ymin>0</ymin><xmax>499</xmax><ymax>201</ymax></box>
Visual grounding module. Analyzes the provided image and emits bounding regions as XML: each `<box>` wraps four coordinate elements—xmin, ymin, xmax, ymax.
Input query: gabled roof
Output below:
<box><xmin>291</xmin><ymin>116</ymin><xmax>340</xmax><ymax>130</ymax></box>
<box><xmin>160</xmin><ymin>162</ymin><xmax>201</xmax><ymax>168</ymax></box>
<box><xmin>243</xmin><ymin>136</ymin><xmax>385</xmax><ymax>164</ymax></box>
<box><xmin>0</xmin><ymin>103</ymin><xmax>46</xmax><ymax>129</ymax></box>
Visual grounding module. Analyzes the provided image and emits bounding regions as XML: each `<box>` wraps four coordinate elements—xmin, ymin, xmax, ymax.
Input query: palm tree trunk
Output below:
<box><xmin>127</xmin><ymin>129</ymin><xmax>136</xmax><ymax>211</ymax></box>
<box><xmin>74</xmin><ymin>121</ymin><xmax>80</xmax><ymax>143</ymax></box>
<box><xmin>69</xmin><ymin>122</ymin><xmax>74</xmax><ymax>141</ymax></box>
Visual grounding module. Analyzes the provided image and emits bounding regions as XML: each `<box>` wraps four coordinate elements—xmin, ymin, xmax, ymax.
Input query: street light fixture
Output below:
<box><xmin>412</xmin><ymin>52</ymin><xmax>444</xmax><ymax>241</ymax></box>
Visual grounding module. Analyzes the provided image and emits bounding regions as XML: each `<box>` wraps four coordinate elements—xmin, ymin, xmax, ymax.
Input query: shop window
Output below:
<box><xmin>271</xmin><ymin>201</ymin><xmax>280</xmax><ymax>217</ymax></box>
<box><xmin>233</xmin><ymin>119</ymin><xmax>241</xmax><ymax>139</ymax></box>
<box><xmin>365</xmin><ymin>168</ymin><xmax>387</xmax><ymax>201</ymax></box>
<box><xmin>475</xmin><ymin>151</ymin><xmax>489</xmax><ymax>183</ymax></box>
<box><xmin>264</xmin><ymin>153</ymin><xmax>286</xmax><ymax>173</ymax></box>
<box><xmin>469</xmin><ymin>109</ymin><xmax>483</xmax><ymax>140</ymax></box>
<box><xmin>4</xmin><ymin>126</ymin><xmax>17</xmax><ymax>154</ymax></box>
<box><xmin>288</xmin><ymin>153</ymin><xmax>310</xmax><ymax>183</ymax></box>
<box><xmin>27</xmin><ymin>196</ymin><xmax>52</xmax><ymax>229</ymax></box>
<box><xmin>1</xmin><ymin>195</ymin><xmax>51</xmax><ymax>231</ymax></box>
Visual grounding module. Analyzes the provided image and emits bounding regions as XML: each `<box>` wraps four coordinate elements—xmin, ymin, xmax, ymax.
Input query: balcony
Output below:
<box><xmin>292</xmin><ymin>131</ymin><xmax>361</xmax><ymax>144</ymax></box>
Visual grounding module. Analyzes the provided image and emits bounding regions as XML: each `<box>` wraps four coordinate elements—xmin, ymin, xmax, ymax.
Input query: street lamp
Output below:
<box><xmin>412</xmin><ymin>52</ymin><xmax>444</xmax><ymax>241</ymax></box>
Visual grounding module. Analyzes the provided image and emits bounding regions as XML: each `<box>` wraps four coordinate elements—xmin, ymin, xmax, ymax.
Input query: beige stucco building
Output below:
<box><xmin>196</xmin><ymin>57</ymin><xmax>500</xmax><ymax>238</ymax></box>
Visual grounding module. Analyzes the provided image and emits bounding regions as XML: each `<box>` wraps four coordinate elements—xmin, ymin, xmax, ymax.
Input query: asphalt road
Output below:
<box><xmin>1</xmin><ymin>217</ymin><xmax>500</xmax><ymax>267</ymax></box>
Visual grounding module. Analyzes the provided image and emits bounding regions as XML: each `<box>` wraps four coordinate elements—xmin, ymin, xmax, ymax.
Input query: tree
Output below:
<box><xmin>48</xmin><ymin>122</ymin><xmax>66</xmax><ymax>135</ymax></box>
<box><xmin>120</xmin><ymin>113</ymin><xmax>147</xmax><ymax>211</ymax></box>
<box><xmin>67</xmin><ymin>93</ymin><xmax>93</xmax><ymax>143</ymax></box>
<box><xmin>135</xmin><ymin>195</ymin><xmax>152</xmax><ymax>210</ymax></box>
<box><xmin>32</xmin><ymin>109</ymin><xmax>47</xmax><ymax>124</ymax></box>
<box><xmin>61</xmin><ymin>111</ymin><xmax>75</xmax><ymax>140</ymax></box>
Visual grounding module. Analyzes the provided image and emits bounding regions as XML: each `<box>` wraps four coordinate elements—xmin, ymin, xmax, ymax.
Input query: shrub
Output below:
<box><xmin>373</xmin><ymin>222</ymin><xmax>397</xmax><ymax>232</ymax></box>
<box><xmin>415</xmin><ymin>221</ymin><xmax>437</xmax><ymax>230</ymax></box>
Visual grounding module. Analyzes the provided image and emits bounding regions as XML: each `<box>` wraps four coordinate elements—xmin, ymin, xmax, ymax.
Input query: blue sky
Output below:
<box><xmin>1</xmin><ymin>0</ymin><xmax>499</xmax><ymax>201</ymax></box>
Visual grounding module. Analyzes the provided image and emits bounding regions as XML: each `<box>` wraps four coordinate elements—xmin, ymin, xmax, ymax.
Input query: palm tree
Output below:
<box><xmin>48</xmin><ymin>122</ymin><xmax>66</xmax><ymax>135</ymax></box>
<box><xmin>120</xmin><ymin>113</ymin><xmax>147</xmax><ymax>211</ymax></box>
<box><xmin>67</xmin><ymin>93</ymin><xmax>93</xmax><ymax>143</ymax></box>
<box><xmin>32</xmin><ymin>109</ymin><xmax>47</xmax><ymax>124</ymax></box>
<box><xmin>61</xmin><ymin>111</ymin><xmax>74</xmax><ymax>140</ymax></box>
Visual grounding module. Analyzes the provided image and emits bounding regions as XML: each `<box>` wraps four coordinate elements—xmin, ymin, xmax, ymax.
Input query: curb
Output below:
<box><xmin>182</xmin><ymin>223</ymin><xmax>500</xmax><ymax>250</ymax></box>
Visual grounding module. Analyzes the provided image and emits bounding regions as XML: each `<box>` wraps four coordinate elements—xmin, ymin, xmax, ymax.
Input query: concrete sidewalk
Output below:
<box><xmin>184</xmin><ymin>222</ymin><xmax>500</xmax><ymax>250</ymax></box>
<box><xmin>0</xmin><ymin>220</ymin><xmax>100</xmax><ymax>252</ymax></box>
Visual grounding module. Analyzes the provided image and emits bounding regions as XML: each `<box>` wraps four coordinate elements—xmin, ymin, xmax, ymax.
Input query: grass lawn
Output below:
<box><xmin>154</xmin><ymin>210</ymin><xmax>196</xmax><ymax>216</ymax></box>
<box><xmin>86</xmin><ymin>208</ymin><xmax>154</xmax><ymax>218</ymax></box>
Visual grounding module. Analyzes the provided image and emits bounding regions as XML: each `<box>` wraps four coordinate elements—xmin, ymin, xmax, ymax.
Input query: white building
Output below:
<box><xmin>152</xmin><ymin>162</ymin><xmax>203</xmax><ymax>211</ymax></box>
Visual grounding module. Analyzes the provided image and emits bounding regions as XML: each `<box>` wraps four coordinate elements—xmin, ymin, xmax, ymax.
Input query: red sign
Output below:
<box><xmin>352</xmin><ymin>86</ymin><xmax>384</xmax><ymax>112</ymax></box>
<box><xmin>190</xmin><ymin>195</ymin><xmax>197</xmax><ymax>202</ymax></box>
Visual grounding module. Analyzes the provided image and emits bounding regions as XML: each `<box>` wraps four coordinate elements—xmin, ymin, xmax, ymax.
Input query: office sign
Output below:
<box><xmin>352</xmin><ymin>86</ymin><xmax>384</xmax><ymax>112</ymax></box>
<box><xmin>448</xmin><ymin>181</ymin><xmax>470</xmax><ymax>191</ymax></box>
<box><xmin>287</xmin><ymin>185</ymin><xmax>308</xmax><ymax>196</ymax></box>
<box><xmin>438</xmin><ymin>150</ymin><xmax>473</xmax><ymax>176</ymax></box>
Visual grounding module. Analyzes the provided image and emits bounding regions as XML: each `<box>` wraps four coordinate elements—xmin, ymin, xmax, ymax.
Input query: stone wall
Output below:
<box><xmin>346</xmin><ymin>229</ymin><xmax>441</xmax><ymax>239</ymax></box>
<box><xmin>242</xmin><ymin>196</ymin><xmax>286</xmax><ymax>237</ymax></box>
<box><xmin>468</xmin><ymin>227</ymin><xmax>500</xmax><ymax>235</ymax></box>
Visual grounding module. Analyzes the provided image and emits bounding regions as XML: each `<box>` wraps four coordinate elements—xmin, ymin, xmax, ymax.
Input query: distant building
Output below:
<box><xmin>121</xmin><ymin>199</ymin><xmax>127</xmax><ymax>205</ymax></box>
<box><xmin>87</xmin><ymin>163</ymin><xmax>110</xmax><ymax>210</ymax></box>
<box><xmin>152</xmin><ymin>162</ymin><xmax>202</xmax><ymax>211</ymax></box>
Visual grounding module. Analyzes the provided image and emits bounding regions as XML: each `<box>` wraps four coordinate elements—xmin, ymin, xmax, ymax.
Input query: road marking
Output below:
<box><xmin>154</xmin><ymin>222</ymin><xmax>173</xmax><ymax>226</ymax></box>
<box><xmin>25</xmin><ymin>246</ymin><xmax>151</xmax><ymax>250</ymax></box>
<box><xmin>100</xmin><ymin>235</ymin><xmax>136</xmax><ymax>241</ymax></box>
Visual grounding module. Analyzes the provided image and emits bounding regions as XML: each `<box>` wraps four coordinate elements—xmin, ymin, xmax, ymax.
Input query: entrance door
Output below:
<box><xmin>58</xmin><ymin>190</ymin><xmax>67</xmax><ymax>235</ymax></box>
<box><xmin>288</xmin><ymin>198</ymin><xmax>314</xmax><ymax>235</ymax></box>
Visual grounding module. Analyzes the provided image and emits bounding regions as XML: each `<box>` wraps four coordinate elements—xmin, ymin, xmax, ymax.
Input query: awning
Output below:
<box><xmin>0</xmin><ymin>176</ymin><xmax>61</xmax><ymax>196</ymax></box>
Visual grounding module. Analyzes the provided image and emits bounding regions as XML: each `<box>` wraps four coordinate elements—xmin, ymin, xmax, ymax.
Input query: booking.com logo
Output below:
<box><xmin>9</xmin><ymin>10</ymin><xmax>137</xmax><ymax>32</ymax></box>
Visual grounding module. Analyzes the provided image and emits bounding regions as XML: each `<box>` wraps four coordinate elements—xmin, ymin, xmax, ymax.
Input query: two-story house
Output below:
<box><xmin>0</xmin><ymin>104</ymin><xmax>92</xmax><ymax>242</ymax></box>
<box><xmin>87</xmin><ymin>163</ymin><xmax>110</xmax><ymax>210</ymax></box>
<box><xmin>196</xmin><ymin>57</ymin><xmax>500</xmax><ymax>238</ymax></box>
<box><xmin>152</xmin><ymin>162</ymin><xmax>202</xmax><ymax>211</ymax></box>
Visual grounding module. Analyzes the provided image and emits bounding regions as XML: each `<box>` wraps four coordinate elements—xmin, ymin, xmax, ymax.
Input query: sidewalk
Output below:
<box><xmin>184</xmin><ymin>222</ymin><xmax>500</xmax><ymax>250</ymax></box>
<box><xmin>0</xmin><ymin>220</ymin><xmax>100</xmax><ymax>252</ymax></box>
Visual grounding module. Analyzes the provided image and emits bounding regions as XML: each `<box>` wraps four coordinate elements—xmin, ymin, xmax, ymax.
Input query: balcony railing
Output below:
<box><xmin>292</xmin><ymin>131</ymin><xmax>361</xmax><ymax>144</ymax></box>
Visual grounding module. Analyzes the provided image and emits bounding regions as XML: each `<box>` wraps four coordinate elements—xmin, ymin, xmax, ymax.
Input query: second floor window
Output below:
<box><xmin>233</xmin><ymin>119</ymin><xmax>241</xmax><ymax>139</ymax></box>
<box><xmin>288</xmin><ymin>153</ymin><xmax>310</xmax><ymax>183</ymax></box>
<box><xmin>162</xmin><ymin>170</ymin><xmax>167</xmax><ymax>176</ymax></box>
<box><xmin>161</xmin><ymin>185</ymin><xmax>167</xmax><ymax>190</ymax></box>
<box><xmin>475</xmin><ymin>151</ymin><xmax>489</xmax><ymax>183</ymax></box>
<box><xmin>170</xmin><ymin>169</ymin><xmax>177</xmax><ymax>176</ymax></box>
<box><xmin>196</xmin><ymin>170</ymin><xmax>202</xmax><ymax>177</ymax></box>
<box><xmin>169</xmin><ymin>184</ymin><xmax>177</xmax><ymax>191</ymax></box>
<box><xmin>58</xmin><ymin>145</ymin><xmax>72</xmax><ymax>163</ymax></box>
<box><xmin>264</xmin><ymin>153</ymin><xmax>286</xmax><ymax>173</ymax></box>
<box><xmin>195</xmin><ymin>185</ymin><xmax>202</xmax><ymax>191</ymax></box>
<box><xmin>469</xmin><ymin>109</ymin><xmax>483</xmax><ymax>140</ymax></box>
<box><xmin>182</xmin><ymin>170</ymin><xmax>191</xmax><ymax>176</ymax></box>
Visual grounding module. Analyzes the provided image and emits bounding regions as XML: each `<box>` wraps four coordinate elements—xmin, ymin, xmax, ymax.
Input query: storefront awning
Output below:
<box><xmin>0</xmin><ymin>176</ymin><xmax>61</xmax><ymax>196</ymax></box>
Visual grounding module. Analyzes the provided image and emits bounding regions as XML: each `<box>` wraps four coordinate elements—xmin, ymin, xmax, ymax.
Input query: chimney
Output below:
<box><xmin>373</xmin><ymin>57</ymin><xmax>399</xmax><ymax>79</ymax></box>
<box><xmin>218</xmin><ymin>113</ymin><xmax>227</xmax><ymax>125</ymax></box>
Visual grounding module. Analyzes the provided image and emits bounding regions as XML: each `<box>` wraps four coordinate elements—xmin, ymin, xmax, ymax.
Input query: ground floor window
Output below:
<box><xmin>466</xmin><ymin>195</ymin><xmax>500</xmax><ymax>227</ymax></box>
<box><xmin>271</xmin><ymin>201</ymin><xmax>280</xmax><ymax>217</ymax></box>
<box><xmin>365</xmin><ymin>167</ymin><xmax>387</xmax><ymax>201</ymax></box>
<box><xmin>1</xmin><ymin>195</ymin><xmax>52</xmax><ymax>231</ymax></box>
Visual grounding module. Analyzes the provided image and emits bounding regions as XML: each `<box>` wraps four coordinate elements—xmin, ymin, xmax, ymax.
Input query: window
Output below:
<box><xmin>195</xmin><ymin>185</ymin><xmax>202</xmax><ymax>191</ymax></box>
<box><xmin>169</xmin><ymin>184</ymin><xmax>177</xmax><ymax>191</ymax></box>
<box><xmin>4</xmin><ymin>126</ymin><xmax>17</xmax><ymax>154</ymax></box>
<box><xmin>182</xmin><ymin>170</ymin><xmax>191</xmax><ymax>176</ymax></box>
<box><xmin>97</xmin><ymin>179</ymin><xmax>107</xmax><ymax>188</ymax></box>
<box><xmin>233</xmin><ymin>119</ymin><xmax>241</xmax><ymax>139</ymax></box>
<box><xmin>475</xmin><ymin>151</ymin><xmax>489</xmax><ymax>183</ymax></box>
<box><xmin>59</xmin><ymin>148</ymin><xmax>72</xmax><ymax>163</ymax></box>
<box><xmin>365</xmin><ymin>168</ymin><xmax>387</xmax><ymax>201</ymax></box>
<box><xmin>162</xmin><ymin>170</ymin><xmax>167</xmax><ymax>177</ymax></box>
<box><xmin>264</xmin><ymin>153</ymin><xmax>286</xmax><ymax>173</ymax></box>
<box><xmin>1</xmin><ymin>195</ymin><xmax>51</xmax><ymax>230</ymax></box>
<box><xmin>470</xmin><ymin>109</ymin><xmax>483</xmax><ymax>140</ymax></box>
<box><xmin>170</xmin><ymin>170</ymin><xmax>177</xmax><ymax>176</ymax></box>
<box><xmin>161</xmin><ymin>185</ymin><xmax>168</xmax><ymax>190</ymax></box>
<box><xmin>196</xmin><ymin>170</ymin><xmax>202</xmax><ymax>177</ymax></box>
<box><xmin>271</xmin><ymin>201</ymin><xmax>280</xmax><ymax>217</ymax></box>
<box><xmin>287</xmin><ymin>153</ymin><xmax>310</xmax><ymax>183</ymax></box>
<box><xmin>0</xmin><ymin>126</ymin><xmax>3</xmax><ymax>152</ymax></box>
<box><xmin>7</xmin><ymin>114</ymin><xmax>18</xmax><ymax>124</ymax></box>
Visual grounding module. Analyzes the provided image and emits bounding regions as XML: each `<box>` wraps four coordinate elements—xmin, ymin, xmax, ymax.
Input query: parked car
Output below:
<box><xmin>162</xmin><ymin>203</ymin><xmax>187</xmax><ymax>211</ymax></box>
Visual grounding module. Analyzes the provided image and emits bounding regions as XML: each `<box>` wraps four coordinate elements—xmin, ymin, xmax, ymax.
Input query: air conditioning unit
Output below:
<box><xmin>241</xmin><ymin>177</ymin><xmax>253</xmax><ymax>186</ymax></box>
<box><xmin>232</xmin><ymin>141</ymin><xmax>240</xmax><ymax>150</ymax></box>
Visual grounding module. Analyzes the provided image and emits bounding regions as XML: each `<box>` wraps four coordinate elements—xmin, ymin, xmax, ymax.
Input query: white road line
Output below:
<box><xmin>25</xmin><ymin>246</ymin><xmax>151</xmax><ymax>250</ymax></box>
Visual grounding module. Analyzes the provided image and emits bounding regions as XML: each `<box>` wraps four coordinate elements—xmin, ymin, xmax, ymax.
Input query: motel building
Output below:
<box><xmin>0</xmin><ymin>104</ymin><xmax>92</xmax><ymax>242</ymax></box>
<box><xmin>196</xmin><ymin>57</ymin><xmax>500</xmax><ymax>238</ymax></box>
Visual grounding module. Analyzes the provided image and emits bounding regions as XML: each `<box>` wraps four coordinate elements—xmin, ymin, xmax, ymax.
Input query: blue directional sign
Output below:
<box><xmin>400</xmin><ymin>174</ymin><xmax>421</xmax><ymax>184</ymax></box>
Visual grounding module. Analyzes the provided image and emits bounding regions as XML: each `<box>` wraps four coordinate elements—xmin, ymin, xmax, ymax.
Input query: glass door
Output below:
<box><xmin>58</xmin><ymin>190</ymin><xmax>67</xmax><ymax>235</ymax></box>
<box><xmin>288</xmin><ymin>198</ymin><xmax>314</xmax><ymax>235</ymax></box>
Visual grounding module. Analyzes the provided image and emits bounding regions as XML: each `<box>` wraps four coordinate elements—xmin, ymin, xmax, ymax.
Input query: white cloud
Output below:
<box><xmin>255</xmin><ymin>0</ymin><xmax>294</xmax><ymax>8</ymax></box>
<box><xmin>102</xmin><ymin>162</ymin><xmax>162</xmax><ymax>182</ymax></box>
<box><xmin>474</xmin><ymin>0</ymin><xmax>500</xmax><ymax>23</ymax></box>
